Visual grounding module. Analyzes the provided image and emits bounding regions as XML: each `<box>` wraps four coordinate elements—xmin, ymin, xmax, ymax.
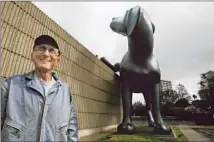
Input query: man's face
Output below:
<box><xmin>31</xmin><ymin>44</ymin><xmax>60</xmax><ymax>72</ymax></box>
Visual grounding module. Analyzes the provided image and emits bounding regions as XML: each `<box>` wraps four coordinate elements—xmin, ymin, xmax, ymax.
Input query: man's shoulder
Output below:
<box><xmin>3</xmin><ymin>74</ymin><xmax>25</xmax><ymax>83</ymax></box>
<box><xmin>1</xmin><ymin>74</ymin><xmax>26</xmax><ymax>89</ymax></box>
<box><xmin>59</xmin><ymin>79</ymin><xmax>71</xmax><ymax>89</ymax></box>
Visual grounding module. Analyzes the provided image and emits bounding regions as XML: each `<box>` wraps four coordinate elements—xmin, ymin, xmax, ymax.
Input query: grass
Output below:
<box><xmin>98</xmin><ymin>134</ymin><xmax>151</xmax><ymax>141</ymax></box>
<box><xmin>96</xmin><ymin>125</ymin><xmax>188</xmax><ymax>142</ymax></box>
<box><xmin>171</xmin><ymin>126</ymin><xmax>188</xmax><ymax>142</ymax></box>
<box><xmin>132</xmin><ymin>116</ymin><xmax>180</xmax><ymax>121</ymax></box>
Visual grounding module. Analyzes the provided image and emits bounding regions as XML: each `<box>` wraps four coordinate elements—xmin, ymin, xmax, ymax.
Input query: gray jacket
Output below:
<box><xmin>1</xmin><ymin>71</ymin><xmax>79</xmax><ymax>141</ymax></box>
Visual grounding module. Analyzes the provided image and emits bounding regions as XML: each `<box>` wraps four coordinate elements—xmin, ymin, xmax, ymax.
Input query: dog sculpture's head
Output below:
<box><xmin>110</xmin><ymin>5</ymin><xmax>155</xmax><ymax>37</ymax></box>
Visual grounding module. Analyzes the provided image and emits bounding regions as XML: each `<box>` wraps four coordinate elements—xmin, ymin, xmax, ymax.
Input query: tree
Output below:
<box><xmin>133</xmin><ymin>101</ymin><xmax>144</xmax><ymax>108</ymax></box>
<box><xmin>176</xmin><ymin>83</ymin><xmax>191</xmax><ymax>101</ymax></box>
<box><xmin>198</xmin><ymin>70</ymin><xmax>214</xmax><ymax>110</ymax></box>
<box><xmin>192</xmin><ymin>94</ymin><xmax>197</xmax><ymax>100</ymax></box>
<box><xmin>174</xmin><ymin>98</ymin><xmax>190</xmax><ymax>107</ymax></box>
<box><xmin>192</xmin><ymin>100</ymin><xmax>209</xmax><ymax>110</ymax></box>
<box><xmin>160</xmin><ymin>89</ymin><xmax>179</xmax><ymax>108</ymax></box>
<box><xmin>132</xmin><ymin>101</ymin><xmax>146</xmax><ymax>116</ymax></box>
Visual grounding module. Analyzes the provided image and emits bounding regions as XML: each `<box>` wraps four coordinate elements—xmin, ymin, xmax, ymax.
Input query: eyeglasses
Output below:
<box><xmin>33</xmin><ymin>45</ymin><xmax>60</xmax><ymax>55</ymax></box>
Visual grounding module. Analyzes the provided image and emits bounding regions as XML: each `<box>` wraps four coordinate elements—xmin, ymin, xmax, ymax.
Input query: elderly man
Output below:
<box><xmin>1</xmin><ymin>35</ymin><xmax>79</xmax><ymax>141</ymax></box>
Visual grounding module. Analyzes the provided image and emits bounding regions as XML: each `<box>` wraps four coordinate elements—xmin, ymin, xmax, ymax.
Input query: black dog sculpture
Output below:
<box><xmin>103</xmin><ymin>5</ymin><xmax>171</xmax><ymax>134</ymax></box>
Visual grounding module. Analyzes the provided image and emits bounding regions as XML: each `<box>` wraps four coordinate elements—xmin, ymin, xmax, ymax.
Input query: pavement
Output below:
<box><xmin>178</xmin><ymin>125</ymin><xmax>212</xmax><ymax>142</ymax></box>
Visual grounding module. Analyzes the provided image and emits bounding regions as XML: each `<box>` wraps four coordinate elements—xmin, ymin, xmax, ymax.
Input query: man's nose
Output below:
<box><xmin>42</xmin><ymin>49</ymin><xmax>50</xmax><ymax>55</ymax></box>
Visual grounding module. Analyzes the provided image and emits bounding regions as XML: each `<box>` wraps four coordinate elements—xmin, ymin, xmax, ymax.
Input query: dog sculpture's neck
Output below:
<box><xmin>127</xmin><ymin>26</ymin><xmax>154</xmax><ymax>63</ymax></box>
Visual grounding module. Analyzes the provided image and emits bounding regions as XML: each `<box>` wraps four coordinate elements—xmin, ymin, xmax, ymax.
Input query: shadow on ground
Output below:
<box><xmin>99</xmin><ymin>125</ymin><xmax>176</xmax><ymax>142</ymax></box>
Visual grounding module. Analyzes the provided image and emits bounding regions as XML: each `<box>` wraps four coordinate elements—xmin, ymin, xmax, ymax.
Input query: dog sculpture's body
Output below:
<box><xmin>109</xmin><ymin>6</ymin><xmax>171</xmax><ymax>134</ymax></box>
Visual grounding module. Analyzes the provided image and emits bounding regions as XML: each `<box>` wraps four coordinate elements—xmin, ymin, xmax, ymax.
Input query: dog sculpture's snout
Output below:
<box><xmin>112</xmin><ymin>17</ymin><xmax>115</xmax><ymax>20</ymax></box>
<box><xmin>110</xmin><ymin>21</ymin><xmax>114</xmax><ymax>30</ymax></box>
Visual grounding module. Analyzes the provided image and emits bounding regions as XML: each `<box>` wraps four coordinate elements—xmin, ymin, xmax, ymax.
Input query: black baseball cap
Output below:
<box><xmin>34</xmin><ymin>35</ymin><xmax>61</xmax><ymax>54</ymax></box>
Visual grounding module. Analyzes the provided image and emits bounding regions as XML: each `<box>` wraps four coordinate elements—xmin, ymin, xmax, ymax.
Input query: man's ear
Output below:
<box><xmin>126</xmin><ymin>6</ymin><xmax>141</xmax><ymax>36</ymax></box>
<box><xmin>57</xmin><ymin>54</ymin><xmax>61</xmax><ymax>63</ymax></box>
<box><xmin>57</xmin><ymin>57</ymin><xmax>60</xmax><ymax>63</ymax></box>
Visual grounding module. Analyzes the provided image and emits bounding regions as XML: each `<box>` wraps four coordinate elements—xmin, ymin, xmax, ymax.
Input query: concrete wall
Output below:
<box><xmin>0</xmin><ymin>1</ymin><xmax>122</xmax><ymax>137</ymax></box>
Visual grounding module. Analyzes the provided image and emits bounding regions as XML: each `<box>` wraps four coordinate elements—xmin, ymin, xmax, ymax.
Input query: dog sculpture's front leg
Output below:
<box><xmin>151</xmin><ymin>83</ymin><xmax>171</xmax><ymax>134</ymax></box>
<box><xmin>117</xmin><ymin>81</ymin><xmax>135</xmax><ymax>134</ymax></box>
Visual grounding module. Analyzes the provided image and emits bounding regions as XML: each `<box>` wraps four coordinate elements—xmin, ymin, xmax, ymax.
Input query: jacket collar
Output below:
<box><xmin>24</xmin><ymin>70</ymin><xmax>63</xmax><ymax>86</ymax></box>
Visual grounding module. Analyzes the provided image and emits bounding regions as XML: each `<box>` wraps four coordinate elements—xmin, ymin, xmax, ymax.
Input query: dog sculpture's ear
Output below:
<box><xmin>152</xmin><ymin>22</ymin><xmax>155</xmax><ymax>33</ymax></box>
<box><xmin>126</xmin><ymin>6</ymin><xmax>141</xmax><ymax>36</ymax></box>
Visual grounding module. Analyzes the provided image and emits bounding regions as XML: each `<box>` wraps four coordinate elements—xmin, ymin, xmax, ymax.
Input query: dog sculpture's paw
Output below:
<box><xmin>117</xmin><ymin>123</ymin><xmax>135</xmax><ymax>134</ymax></box>
<box><xmin>148</xmin><ymin>121</ymin><xmax>155</xmax><ymax>127</ymax></box>
<box><xmin>153</xmin><ymin>123</ymin><xmax>171</xmax><ymax>134</ymax></box>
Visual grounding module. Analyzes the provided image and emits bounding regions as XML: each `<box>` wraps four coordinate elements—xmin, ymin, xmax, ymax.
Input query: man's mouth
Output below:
<box><xmin>40</xmin><ymin>59</ymin><xmax>50</xmax><ymax>63</ymax></box>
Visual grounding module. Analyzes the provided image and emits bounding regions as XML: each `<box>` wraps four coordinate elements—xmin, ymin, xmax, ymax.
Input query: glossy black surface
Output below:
<box><xmin>109</xmin><ymin>6</ymin><xmax>171</xmax><ymax>134</ymax></box>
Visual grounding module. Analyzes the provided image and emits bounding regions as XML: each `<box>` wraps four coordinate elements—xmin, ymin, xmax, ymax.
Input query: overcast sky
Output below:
<box><xmin>33</xmin><ymin>2</ymin><xmax>214</xmax><ymax>104</ymax></box>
